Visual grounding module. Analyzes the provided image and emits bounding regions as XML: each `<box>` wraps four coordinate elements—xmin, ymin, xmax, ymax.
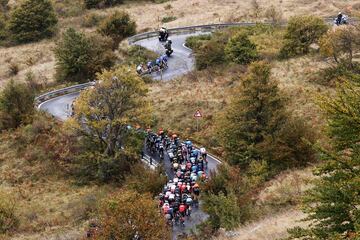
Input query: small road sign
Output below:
<box><xmin>194</xmin><ymin>109</ymin><xmax>202</xmax><ymax>118</ymax></box>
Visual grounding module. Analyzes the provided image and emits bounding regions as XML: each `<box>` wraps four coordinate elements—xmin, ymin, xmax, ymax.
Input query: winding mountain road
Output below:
<box><xmin>38</xmin><ymin>31</ymin><xmax>221</xmax><ymax>238</ymax></box>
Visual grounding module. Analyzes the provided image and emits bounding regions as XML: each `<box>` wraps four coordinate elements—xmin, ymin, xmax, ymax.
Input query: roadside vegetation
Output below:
<box><xmin>0</xmin><ymin>0</ymin><xmax>360</xmax><ymax>239</ymax></box>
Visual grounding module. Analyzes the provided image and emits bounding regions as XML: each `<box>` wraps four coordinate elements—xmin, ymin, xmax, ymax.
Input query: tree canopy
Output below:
<box><xmin>8</xmin><ymin>0</ymin><xmax>58</xmax><ymax>43</ymax></box>
<box><xmin>72</xmin><ymin>65</ymin><xmax>150</xmax><ymax>156</ymax></box>
<box><xmin>217</xmin><ymin>61</ymin><xmax>314</xmax><ymax>172</ymax></box>
<box><xmin>98</xmin><ymin>10</ymin><xmax>136</xmax><ymax>49</ymax></box>
<box><xmin>288</xmin><ymin>80</ymin><xmax>360</xmax><ymax>239</ymax></box>
<box><xmin>0</xmin><ymin>80</ymin><xmax>34</xmax><ymax>130</ymax></box>
<box><xmin>280</xmin><ymin>15</ymin><xmax>328</xmax><ymax>58</ymax></box>
<box><xmin>92</xmin><ymin>190</ymin><xmax>170</xmax><ymax>240</ymax></box>
<box><xmin>54</xmin><ymin>28</ymin><xmax>116</xmax><ymax>83</ymax></box>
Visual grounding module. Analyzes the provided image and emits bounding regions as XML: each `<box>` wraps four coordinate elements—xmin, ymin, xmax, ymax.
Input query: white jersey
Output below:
<box><xmin>200</xmin><ymin>147</ymin><xmax>206</xmax><ymax>154</ymax></box>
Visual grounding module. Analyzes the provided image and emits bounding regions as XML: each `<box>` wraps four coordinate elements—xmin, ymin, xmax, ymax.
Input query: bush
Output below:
<box><xmin>94</xmin><ymin>190</ymin><xmax>170</xmax><ymax>239</ymax></box>
<box><xmin>53</xmin><ymin>0</ymin><xmax>85</xmax><ymax>18</ymax></box>
<box><xmin>202</xmin><ymin>165</ymin><xmax>255</xmax><ymax>230</ymax></box>
<box><xmin>74</xmin><ymin>151</ymin><xmax>136</xmax><ymax>184</ymax></box>
<box><xmin>0</xmin><ymin>0</ymin><xmax>9</xmax><ymax>14</ymax></box>
<box><xmin>185</xmin><ymin>34</ymin><xmax>211</xmax><ymax>50</ymax></box>
<box><xmin>319</xmin><ymin>26</ymin><xmax>360</xmax><ymax>69</ymax></box>
<box><xmin>125</xmin><ymin>164</ymin><xmax>167</xmax><ymax>197</ymax></box>
<box><xmin>122</xmin><ymin>45</ymin><xmax>158</xmax><ymax>65</ymax></box>
<box><xmin>161</xmin><ymin>16</ymin><xmax>177</xmax><ymax>23</ymax></box>
<box><xmin>225</xmin><ymin>32</ymin><xmax>258</xmax><ymax>64</ymax></box>
<box><xmin>8</xmin><ymin>0</ymin><xmax>58</xmax><ymax>44</ymax></box>
<box><xmin>195</xmin><ymin>31</ymin><xmax>230</xmax><ymax>70</ymax></box>
<box><xmin>203</xmin><ymin>192</ymin><xmax>241</xmax><ymax>230</ymax></box>
<box><xmin>84</xmin><ymin>0</ymin><xmax>123</xmax><ymax>9</ymax></box>
<box><xmin>0</xmin><ymin>80</ymin><xmax>35</xmax><ymax>130</ymax></box>
<box><xmin>317</xmin><ymin>63</ymin><xmax>360</xmax><ymax>86</ymax></box>
<box><xmin>7</xmin><ymin>62</ymin><xmax>19</xmax><ymax>76</ymax></box>
<box><xmin>54</xmin><ymin>28</ymin><xmax>116</xmax><ymax>83</ymax></box>
<box><xmin>98</xmin><ymin>11</ymin><xmax>136</xmax><ymax>49</ymax></box>
<box><xmin>81</xmin><ymin>13</ymin><xmax>105</xmax><ymax>28</ymax></box>
<box><xmin>216</xmin><ymin>61</ymin><xmax>315</xmax><ymax>172</ymax></box>
<box><xmin>279</xmin><ymin>15</ymin><xmax>328</xmax><ymax>59</ymax></box>
<box><xmin>0</xmin><ymin>13</ymin><xmax>7</xmax><ymax>41</ymax></box>
<box><xmin>0</xmin><ymin>192</ymin><xmax>19</xmax><ymax>234</ymax></box>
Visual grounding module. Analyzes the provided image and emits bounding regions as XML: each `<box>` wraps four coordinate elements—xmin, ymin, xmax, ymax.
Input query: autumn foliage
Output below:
<box><xmin>91</xmin><ymin>190</ymin><xmax>170</xmax><ymax>240</ymax></box>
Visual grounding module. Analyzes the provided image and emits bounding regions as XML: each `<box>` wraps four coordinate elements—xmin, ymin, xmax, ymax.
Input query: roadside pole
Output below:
<box><xmin>194</xmin><ymin>109</ymin><xmax>203</xmax><ymax>132</ymax></box>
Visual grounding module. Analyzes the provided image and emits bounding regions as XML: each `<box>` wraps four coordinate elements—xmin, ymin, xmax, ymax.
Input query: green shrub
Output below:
<box><xmin>0</xmin><ymin>80</ymin><xmax>35</xmax><ymax>130</ymax></box>
<box><xmin>81</xmin><ymin>12</ymin><xmax>105</xmax><ymax>28</ymax></box>
<box><xmin>8</xmin><ymin>0</ymin><xmax>58</xmax><ymax>44</ymax></box>
<box><xmin>185</xmin><ymin>34</ymin><xmax>211</xmax><ymax>50</ymax></box>
<box><xmin>98</xmin><ymin>11</ymin><xmax>136</xmax><ymax>49</ymax></box>
<box><xmin>84</xmin><ymin>0</ymin><xmax>101</xmax><ymax>9</ymax></box>
<box><xmin>195</xmin><ymin>31</ymin><xmax>230</xmax><ymax>70</ymax></box>
<box><xmin>122</xmin><ymin>45</ymin><xmax>158</xmax><ymax>65</ymax></box>
<box><xmin>0</xmin><ymin>13</ymin><xmax>7</xmax><ymax>41</ymax></box>
<box><xmin>125</xmin><ymin>164</ymin><xmax>167</xmax><ymax>197</ymax></box>
<box><xmin>318</xmin><ymin>63</ymin><xmax>360</xmax><ymax>86</ymax></box>
<box><xmin>225</xmin><ymin>32</ymin><xmax>258</xmax><ymax>64</ymax></box>
<box><xmin>161</xmin><ymin>16</ymin><xmax>177</xmax><ymax>23</ymax></box>
<box><xmin>279</xmin><ymin>15</ymin><xmax>328</xmax><ymax>59</ymax></box>
<box><xmin>0</xmin><ymin>0</ymin><xmax>9</xmax><ymax>14</ymax></box>
<box><xmin>53</xmin><ymin>0</ymin><xmax>85</xmax><ymax>18</ymax></box>
<box><xmin>203</xmin><ymin>191</ymin><xmax>241</xmax><ymax>230</ymax></box>
<box><xmin>54</xmin><ymin>28</ymin><xmax>116</xmax><ymax>83</ymax></box>
<box><xmin>84</xmin><ymin>0</ymin><xmax>123</xmax><ymax>9</ymax></box>
<box><xmin>96</xmin><ymin>190</ymin><xmax>170</xmax><ymax>239</ymax></box>
<box><xmin>0</xmin><ymin>192</ymin><xmax>19</xmax><ymax>234</ymax></box>
<box><xmin>74</xmin><ymin>151</ymin><xmax>135</xmax><ymax>184</ymax></box>
<box><xmin>216</xmin><ymin>61</ymin><xmax>315</xmax><ymax>171</ymax></box>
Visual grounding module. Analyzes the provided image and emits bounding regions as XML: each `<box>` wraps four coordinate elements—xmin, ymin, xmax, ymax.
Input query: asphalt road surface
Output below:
<box><xmin>38</xmin><ymin>31</ymin><xmax>220</xmax><ymax>239</ymax></box>
<box><xmin>143</xmin><ymin>143</ymin><xmax>221</xmax><ymax>239</ymax></box>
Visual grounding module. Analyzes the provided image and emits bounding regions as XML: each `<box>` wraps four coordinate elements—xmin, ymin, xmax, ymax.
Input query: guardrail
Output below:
<box><xmin>127</xmin><ymin>18</ymin><xmax>359</xmax><ymax>44</ymax></box>
<box><xmin>37</xmin><ymin>18</ymin><xmax>359</xmax><ymax>106</ymax></box>
<box><xmin>35</xmin><ymin>81</ymin><xmax>95</xmax><ymax>107</ymax></box>
<box><xmin>128</xmin><ymin>22</ymin><xmax>265</xmax><ymax>44</ymax></box>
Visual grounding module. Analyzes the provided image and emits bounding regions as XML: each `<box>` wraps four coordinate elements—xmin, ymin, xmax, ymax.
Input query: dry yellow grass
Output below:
<box><xmin>0</xmin><ymin>1</ymin><xmax>354</xmax><ymax>239</ymax></box>
<box><xmin>1</xmin><ymin>0</ymin><xmax>359</xmax><ymax>88</ymax></box>
<box><xmin>216</xmin><ymin>168</ymin><xmax>315</xmax><ymax>240</ymax></box>
<box><xmin>0</xmin><ymin>134</ymin><xmax>111</xmax><ymax>240</ymax></box>
<box><xmin>216</xmin><ymin>208</ymin><xmax>308</xmax><ymax>240</ymax></box>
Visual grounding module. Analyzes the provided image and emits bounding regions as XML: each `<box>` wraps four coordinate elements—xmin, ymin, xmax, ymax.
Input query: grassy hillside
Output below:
<box><xmin>0</xmin><ymin>0</ymin><xmax>359</xmax><ymax>239</ymax></box>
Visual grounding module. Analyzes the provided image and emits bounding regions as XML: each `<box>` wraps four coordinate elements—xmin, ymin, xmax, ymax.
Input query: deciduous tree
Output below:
<box><xmin>288</xmin><ymin>80</ymin><xmax>360</xmax><ymax>239</ymax></box>
<box><xmin>98</xmin><ymin>11</ymin><xmax>136</xmax><ymax>49</ymax></box>
<box><xmin>92</xmin><ymin>190</ymin><xmax>170</xmax><ymax>240</ymax></box>
<box><xmin>280</xmin><ymin>15</ymin><xmax>328</xmax><ymax>58</ymax></box>
<box><xmin>54</xmin><ymin>28</ymin><xmax>116</xmax><ymax>83</ymax></box>
<box><xmin>72</xmin><ymin>65</ymin><xmax>150</xmax><ymax>156</ymax></box>
<box><xmin>0</xmin><ymin>80</ymin><xmax>34</xmax><ymax>130</ymax></box>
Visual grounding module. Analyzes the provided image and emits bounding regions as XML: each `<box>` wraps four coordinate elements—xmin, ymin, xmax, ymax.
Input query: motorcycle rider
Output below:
<box><xmin>164</xmin><ymin>38</ymin><xmax>173</xmax><ymax>57</ymax></box>
<box><xmin>335</xmin><ymin>12</ymin><xmax>348</xmax><ymax>25</ymax></box>
<box><xmin>336</xmin><ymin>12</ymin><xmax>343</xmax><ymax>25</ymax></box>
<box><xmin>159</xmin><ymin>27</ymin><xmax>169</xmax><ymax>42</ymax></box>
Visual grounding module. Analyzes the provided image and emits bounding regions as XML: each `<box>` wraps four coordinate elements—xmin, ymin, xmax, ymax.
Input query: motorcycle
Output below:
<box><xmin>159</xmin><ymin>31</ymin><xmax>169</xmax><ymax>42</ymax></box>
<box><xmin>334</xmin><ymin>14</ymin><xmax>348</xmax><ymax>26</ymax></box>
<box><xmin>166</xmin><ymin>48</ymin><xmax>173</xmax><ymax>57</ymax></box>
